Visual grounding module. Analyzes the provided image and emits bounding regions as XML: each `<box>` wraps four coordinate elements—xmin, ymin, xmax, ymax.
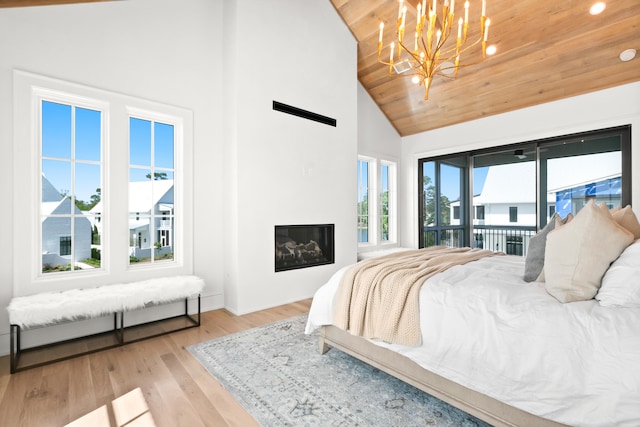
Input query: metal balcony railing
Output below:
<box><xmin>423</xmin><ymin>225</ymin><xmax>537</xmax><ymax>256</ymax></box>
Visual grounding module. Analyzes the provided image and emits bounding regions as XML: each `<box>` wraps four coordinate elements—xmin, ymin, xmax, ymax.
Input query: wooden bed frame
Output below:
<box><xmin>318</xmin><ymin>325</ymin><xmax>568</xmax><ymax>427</ymax></box>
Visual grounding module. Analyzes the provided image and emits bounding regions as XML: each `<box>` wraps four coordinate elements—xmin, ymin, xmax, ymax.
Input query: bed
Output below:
<box><xmin>305</xmin><ymin>202</ymin><xmax>640</xmax><ymax>427</ymax></box>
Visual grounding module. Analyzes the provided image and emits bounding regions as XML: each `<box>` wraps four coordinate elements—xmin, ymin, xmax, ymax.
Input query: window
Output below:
<box><xmin>453</xmin><ymin>206</ymin><xmax>460</xmax><ymax>220</ymax></box>
<box><xmin>358</xmin><ymin>156</ymin><xmax>397</xmax><ymax>247</ymax></box>
<box><xmin>509</xmin><ymin>207</ymin><xmax>518</xmax><ymax>223</ymax></box>
<box><xmin>129</xmin><ymin>116</ymin><xmax>175</xmax><ymax>265</ymax></box>
<box><xmin>380</xmin><ymin>161</ymin><xmax>397</xmax><ymax>243</ymax></box>
<box><xmin>40</xmin><ymin>99</ymin><xmax>103</xmax><ymax>274</ymax></box>
<box><xmin>417</xmin><ymin>125</ymin><xmax>630</xmax><ymax>255</ymax></box>
<box><xmin>357</xmin><ymin>158</ymin><xmax>370</xmax><ymax>244</ymax></box>
<box><xmin>17</xmin><ymin>71</ymin><xmax>193</xmax><ymax>291</ymax></box>
<box><xmin>59</xmin><ymin>236</ymin><xmax>72</xmax><ymax>256</ymax></box>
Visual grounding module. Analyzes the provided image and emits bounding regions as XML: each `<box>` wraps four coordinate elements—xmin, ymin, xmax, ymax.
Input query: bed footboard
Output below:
<box><xmin>319</xmin><ymin>325</ymin><xmax>567</xmax><ymax>427</ymax></box>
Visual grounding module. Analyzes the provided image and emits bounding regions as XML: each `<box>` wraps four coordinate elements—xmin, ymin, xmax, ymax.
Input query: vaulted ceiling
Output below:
<box><xmin>331</xmin><ymin>0</ymin><xmax>640</xmax><ymax>136</ymax></box>
<box><xmin>4</xmin><ymin>0</ymin><xmax>638</xmax><ymax>137</ymax></box>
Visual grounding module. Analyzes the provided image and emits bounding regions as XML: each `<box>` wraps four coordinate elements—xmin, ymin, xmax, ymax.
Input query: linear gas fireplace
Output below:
<box><xmin>275</xmin><ymin>224</ymin><xmax>335</xmax><ymax>272</ymax></box>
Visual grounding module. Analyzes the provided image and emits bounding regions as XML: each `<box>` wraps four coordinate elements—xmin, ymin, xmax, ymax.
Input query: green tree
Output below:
<box><xmin>381</xmin><ymin>190</ymin><xmax>389</xmax><ymax>240</ymax></box>
<box><xmin>146</xmin><ymin>172</ymin><xmax>168</xmax><ymax>180</ymax></box>
<box><xmin>423</xmin><ymin>175</ymin><xmax>451</xmax><ymax>245</ymax></box>
<box><xmin>74</xmin><ymin>188</ymin><xmax>101</xmax><ymax>211</ymax></box>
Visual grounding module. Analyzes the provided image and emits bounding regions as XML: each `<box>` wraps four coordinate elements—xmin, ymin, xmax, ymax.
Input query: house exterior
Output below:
<box><xmin>450</xmin><ymin>152</ymin><xmax>623</xmax><ymax>255</ymax></box>
<box><xmin>41</xmin><ymin>175</ymin><xmax>92</xmax><ymax>269</ymax></box>
<box><xmin>91</xmin><ymin>179</ymin><xmax>174</xmax><ymax>260</ymax></box>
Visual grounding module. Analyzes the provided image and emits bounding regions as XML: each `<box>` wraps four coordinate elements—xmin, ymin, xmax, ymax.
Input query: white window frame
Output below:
<box><xmin>379</xmin><ymin>159</ymin><xmax>397</xmax><ymax>245</ymax></box>
<box><xmin>127</xmin><ymin>107</ymin><xmax>184</xmax><ymax>269</ymax></box>
<box><xmin>357</xmin><ymin>156</ymin><xmax>376</xmax><ymax>247</ymax></box>
<box><xmin>34</xmin><ymin>88</ymin><xmax>109</xmax><ymax>279</ymax></box>
<box><xmin>358</xmin><ymin>155</ymin><xmax>398</xmax><ymax>250</ymax></box>
<box><xmin>13</xmin><ymin>70</ymin><xmax>194</xmax><ymax>296</ymax></box>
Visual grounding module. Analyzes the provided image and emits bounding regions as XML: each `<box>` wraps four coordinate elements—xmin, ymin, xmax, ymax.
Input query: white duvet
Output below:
<box><xmin>305</xmin><ymin>255</ymin><xmax>640</xmax><ymax>427</ymax></box>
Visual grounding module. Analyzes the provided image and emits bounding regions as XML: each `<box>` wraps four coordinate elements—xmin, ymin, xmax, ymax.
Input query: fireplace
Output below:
<box><xmin>275</xmin><ymin>224</ymin><xmax>335</xmax><ymax>272</ymax></box>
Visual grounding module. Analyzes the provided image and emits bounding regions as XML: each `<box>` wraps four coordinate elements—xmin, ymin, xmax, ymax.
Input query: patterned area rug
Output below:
<box><xmin>188</xmin><ymin>315</ymin><xmax>489</xmax><ymax>427</ymax></box>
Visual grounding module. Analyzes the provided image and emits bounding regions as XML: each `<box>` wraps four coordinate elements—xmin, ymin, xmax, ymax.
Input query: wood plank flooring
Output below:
<box><xmin>0</xmin><ymin>299</ymin><xmax>312</xmax><ymax>427</ymax></box>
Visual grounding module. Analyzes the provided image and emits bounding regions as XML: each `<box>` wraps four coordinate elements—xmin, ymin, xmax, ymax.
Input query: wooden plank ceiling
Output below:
<box><xmin>331</xmin><ymin>0</ymin><xmax>640</xmax><ymax>136</ymax></box>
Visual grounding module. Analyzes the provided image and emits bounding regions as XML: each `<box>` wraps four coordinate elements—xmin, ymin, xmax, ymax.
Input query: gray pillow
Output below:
<box><xmin>523</xmin><ymin>214</ymin><xmax>559</xmax><ymax>282</ymax></box>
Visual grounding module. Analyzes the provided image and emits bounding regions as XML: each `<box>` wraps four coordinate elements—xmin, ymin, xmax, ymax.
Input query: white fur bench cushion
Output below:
<box><xmin>7</xmin><ymin>275</ymin><xmax>205</xmax><ymax>328</ymax></box>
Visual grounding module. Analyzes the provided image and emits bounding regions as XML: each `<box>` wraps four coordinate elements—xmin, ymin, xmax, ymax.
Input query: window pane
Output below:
<box><xmin>154</xmin><ymin>122</ymin><xmax>174</xmax><ymax>169</ymax></box>
<box><xmin>357</xmin><ymin>160</ymin><xmax>369</xmax><ymax>243</ymax></box>
<box><xmin>75</xmin><ymin>107</ymin><xmax>101</xmax><ymax>161</ymax></box>
<box><xmin>75</xmin><ymin>163</ymin><xmax>101</xmax><ymax>211</ymax></box>
<box><xmin>42</xmin><ymin>159</ymin><xmax>71</xmax><ymax>211</ymax></box>
<box><xmin>472</xmin><ymin>146</ymin><xmax>536</xmax><ymax>254</ymax></box>
<box><xmin>381</xmin><ymin>164</ymin><xmax>389</xmax><ymax>242</ymax></box>
<box><xmin>422</xmin><ymin>161</ymin><xmax>435</xmax><ymax>227</ymax></box>
<box><xmin>42</xmin><ymin>217</ymin><xmax>71</xmax><ymax>272</ymax></box>
<box><xmin>440</xmin><ymin>163</ymin><xmax>460</xmax><ymax>226</ymax></box>
<box><xmin>42</xmin><ymin>101</ymin><xmax>71</xmax><ymax>159</ymax></box>
<box><xmin>545</xmin><ymin>149</ymin><xmax>621</xmax><ymax>221</ymax></box>
<box><xmin>130</xmin><ymin>117</ymin><xmax>151</xmax><ymax>166</ymax></box>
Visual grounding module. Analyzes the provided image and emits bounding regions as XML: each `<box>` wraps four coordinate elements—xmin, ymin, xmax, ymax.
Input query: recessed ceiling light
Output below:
<box><xmin>486</xmin><ymin>45</ymin><xmax>497</xmax><ymax>56</ymax></box>
<box><xmin>589</xmin><ymin>2</ymin><xmax>606</xmax><ymax>15</ymax></box>
<box><xmin>619</xmin><ymin>49</ymin><xmax>637</xmax><ymax>62</ymax></box>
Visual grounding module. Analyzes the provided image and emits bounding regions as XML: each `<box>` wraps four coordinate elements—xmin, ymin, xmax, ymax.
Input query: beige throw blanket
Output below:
<box><xmin>333</xmin><ymin>247</ymin><xmax>499</xmax><ymax>346</ymax></box>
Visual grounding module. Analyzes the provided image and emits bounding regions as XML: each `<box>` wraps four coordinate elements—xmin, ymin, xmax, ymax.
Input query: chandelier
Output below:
<box><xmin>377</xmin><ymin>0</ymin><xmax>492</xmax><ymax>100</ymax></box>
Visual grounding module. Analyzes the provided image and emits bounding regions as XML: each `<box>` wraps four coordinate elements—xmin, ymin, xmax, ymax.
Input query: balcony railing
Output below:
<box><xmin>423</xmin><ymin>225</ymin><xmax>537</xmax><ymax>256</ymax></box>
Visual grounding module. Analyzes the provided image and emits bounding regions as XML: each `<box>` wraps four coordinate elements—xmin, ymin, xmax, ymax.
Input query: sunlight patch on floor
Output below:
<box><xmin>65</xmin><ymin>387</ymin><xmax>157</xmax><ymax>427</ymax></box>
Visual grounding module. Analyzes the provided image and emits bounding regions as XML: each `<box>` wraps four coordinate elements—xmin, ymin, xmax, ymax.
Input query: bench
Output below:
<box><xmin>7</xmin><ymin>275</ymin><xmax>204</xmax><ymax>373</ymax></box>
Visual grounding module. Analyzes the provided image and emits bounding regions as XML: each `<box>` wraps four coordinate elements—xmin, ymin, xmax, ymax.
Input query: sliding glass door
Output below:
<box><xmin>418</xmin><ymin>125</ymin><xmax>631</xmax><ymax>255</ymax></box>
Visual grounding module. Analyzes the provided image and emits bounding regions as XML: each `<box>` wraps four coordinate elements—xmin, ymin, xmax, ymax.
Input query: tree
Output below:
<box><xmin>146</xmin><ymin>172</ymin><xmax>168</xmax><ymax>180</ymax></box>
<box><xmin>381</xmin><ymin>190</ymin><xmax>389</xmax><ymax>240</ymax></box>
<box><xmin>423</xmin><ymin>175</ymin><xmax>452</xmax><ymax>245</ymax></box>
<box><xmin>75</xmin><ymin>188</ymin><xmax>101</xmax><ymax>211</ymax></box>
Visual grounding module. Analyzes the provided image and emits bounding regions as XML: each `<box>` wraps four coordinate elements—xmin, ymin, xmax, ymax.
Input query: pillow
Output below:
<box><xmin>524</xmin><ymin>214</ymin><xmax>557</xmax><ymax>281</ymax></box>
<box><xmin>544</xmin><ymin>200</ymin><xmax>634</xmax><ymax>303</ymax></box>
<box><xmin>596</xmin><ymin>239</ymin><xmax>640</xmax><ymax>307</ymax></box>
<box><xmin>524</xmin><ymin>213</ymin><xmax>572</xmax><ymax>282</ymax></box>
<box><xmin>611</xmin><ymin>205</ymin><xmax>640</xmax><ymax>239</ymax></box>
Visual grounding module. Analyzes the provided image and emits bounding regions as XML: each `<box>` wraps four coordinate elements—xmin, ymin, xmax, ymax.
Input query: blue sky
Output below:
<box><xmin>41</xmin><ymin>101</ymin><xmax>174</xmax><ymax>203</ymax></box>
<box><xmin>422</xmin><ymin>161</ymin><xmax>489</xmax><ymax>202</ymax></box>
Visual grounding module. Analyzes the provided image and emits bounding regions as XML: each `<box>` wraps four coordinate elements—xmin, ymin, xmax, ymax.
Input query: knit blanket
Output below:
<box><xmin>333</xmin><ymin>247</ymin><xmax>498</xmax><ymax>346</ymax></box>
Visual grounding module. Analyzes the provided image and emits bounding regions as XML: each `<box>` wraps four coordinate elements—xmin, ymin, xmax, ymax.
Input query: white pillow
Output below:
<box><xmin>544</xmin><ymin>200</ymin><xmax>634</xmax><ymax>303</ymax></box>
<box><xmin>596</xmin><ymin>239</ymin><xmax>640</xmax><ymax>307</ymax></box>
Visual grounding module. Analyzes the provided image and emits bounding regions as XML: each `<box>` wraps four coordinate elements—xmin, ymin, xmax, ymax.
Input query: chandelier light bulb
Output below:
<box><xmin>589</xmin><ymin>2</ymin><xmax>606</xmax><ymax>15</ymax></box>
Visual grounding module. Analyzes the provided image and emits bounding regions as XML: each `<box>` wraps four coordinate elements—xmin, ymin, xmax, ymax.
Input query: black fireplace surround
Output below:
<box><xmin>275</xmin><ymin>224</ymin><xmax>335</xmax><ymax>272</ymax></box>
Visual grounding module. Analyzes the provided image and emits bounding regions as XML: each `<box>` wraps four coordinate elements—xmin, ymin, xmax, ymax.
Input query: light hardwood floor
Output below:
<box><xmin>0</xmin><ymin>299</ymin><xmax>312</xmax><ymax>427</ymax></box>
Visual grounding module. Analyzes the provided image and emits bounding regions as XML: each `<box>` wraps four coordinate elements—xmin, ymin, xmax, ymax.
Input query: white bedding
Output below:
<box><xmin>305</xmin><ymin>255</ymin><xmax>640</xmax><ymax>427</ymax></box>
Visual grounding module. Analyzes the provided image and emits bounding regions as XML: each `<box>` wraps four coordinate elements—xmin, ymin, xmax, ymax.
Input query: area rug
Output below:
<box><xmin>188</xmin><ymin>315</ymin><xmax>489</xmax><ymax>427</ymax></box>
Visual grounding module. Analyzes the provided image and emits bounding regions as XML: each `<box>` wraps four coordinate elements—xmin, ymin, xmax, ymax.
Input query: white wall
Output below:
<box><xmin>399</xmin><ymin>82</ymin><xmax>640</xmax><ymax>248</ymax></box>
<box><xmin>0</xmin><ymin>0</ymin><xmax>358</xmax><ymax>354</ymax></box>
<box><xmin>357</xmin><ymin>83</ymin><xmax>401</xmax><ymax>158</ymax></box>
<box><xmin>356</xmin><ymin>83</ymin><xmax>402</xmax><ymax>252</ymax></box>
<box><xmin>223</xmin><ymin>0</ymin><xmax>358</xmax><ymax>314</ymax></box>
